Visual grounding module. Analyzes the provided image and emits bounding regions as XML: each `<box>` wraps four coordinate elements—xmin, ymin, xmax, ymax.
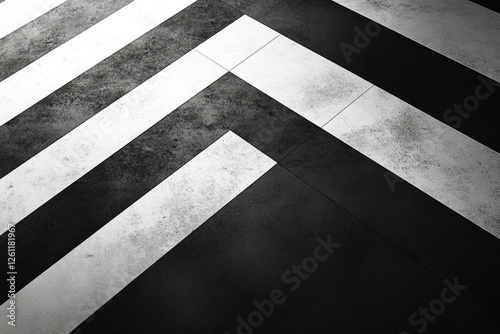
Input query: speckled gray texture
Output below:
<box><xmin>0</xmin><ymin>0</ymin><xmax>134</xmax><ymax>81</ymax></box>
<box><xmin>0</xmin><ymin>0</ymin><xmax>242</xmax><ymax>178</ymax></box>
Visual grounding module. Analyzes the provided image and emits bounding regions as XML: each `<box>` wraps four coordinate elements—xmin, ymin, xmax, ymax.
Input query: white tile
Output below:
<box><xmin>0</xmin><ymin>0</ymin><xmax>69</xmax><ymax>39</ymax></box>
<box><xmin>0</xmin><ymin>131</ymin><xmax>275</xmax><ymax>334</ymax></box>
<box><xmin>324</xmin><ymin>87</ymin><xmax>500</xmax><ymax>238</ymax></box>
<box><xmin>331</xmin><ymin>0</ymin><xmax>500</xmax><ymax>82</ymax></box>
<box><xmin>196</xmin><ymin>15</ymin><xmax>279</xmax><ymax>70</ymax></box>
<box><xmin>232</xmin><ymin>35</ymin><xmax>373</xmax><ymax>127</ymax></box>
<box><xmin>0</xmin><ymin>0</ymin><xmax>196</xmax><ymax>126</ymax></box>
<box><xmin>0</xmin><ymin>50</ymin><xmax>226</xmax><ymax>233</ymax></box>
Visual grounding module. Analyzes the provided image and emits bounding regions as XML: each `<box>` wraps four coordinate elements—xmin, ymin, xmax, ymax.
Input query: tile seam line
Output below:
<box><xmin>227</xmin><ymin>33</ymin><xmax>281</xmax><ymax>72</ymax></box>
<box><xmin>195</xmin><ymin>30</ymin><xmax>281</xmax><ymax>72</ymax></box>
<box><xmin>194</xmin><ymin>49</ymin><xmax>229</xmax><ymax>72</ymax></box>
<box><xmin>319</xmin><ymin>84</ymin><xmax>375</xmax><ymax>128</ymax></box>
<box><xmin>278</xmin><ymin>162</ymin><xmax>499</xmax><ymax>322</ymax></box>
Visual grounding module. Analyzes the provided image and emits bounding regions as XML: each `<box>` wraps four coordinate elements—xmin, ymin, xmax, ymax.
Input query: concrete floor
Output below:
<box><xmin>0</xmin><ymin>0</ymin><xmax>499</xmax><ymax>333</ymax></box>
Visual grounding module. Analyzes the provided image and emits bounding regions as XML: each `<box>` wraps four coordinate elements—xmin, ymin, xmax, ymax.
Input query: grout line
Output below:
<box><xmin>228</xmin><ymin>33</ymin><xmax>281</xmax><ymax>72</ymax></box>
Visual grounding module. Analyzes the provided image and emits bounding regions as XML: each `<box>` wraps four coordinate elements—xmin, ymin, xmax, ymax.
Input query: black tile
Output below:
<box><xmin>76</xmin><ymin>166</ymin><xmax>498</xmax><ymax>334</ymax></box>
<box><xmin>378</xmin><ymin>47</ymin><xmax>500</xmax><ymax>150</ymax></box>
<box><xmin>280</xmin><ymin>129</ymin><xmax>500</xmax><ymax>321</ymax></box>
<box><xmin>470</xmin><ymin>0</ymin><xmax>500</xmax><ymax>13</ymax></box>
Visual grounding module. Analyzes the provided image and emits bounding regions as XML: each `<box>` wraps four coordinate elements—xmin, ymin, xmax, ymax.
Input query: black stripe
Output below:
<box><xmin>280</xmin><ymin>129</ymin><xmax>500</xmax><ymax>321</ymax></box>
<box><xmin>74</xmin><ymin>165</ymin><xmax>499</xmax><ymax>333</ymax></box>
<box><xmin>0</xmin><ymin>0</ymin><xmax>135</xmax><ymax>82</ymax></box>
<box><xmin>222</xmin><ymin>0</ymin><xmax>500</xmax><ymax>152</ymax></box>
<box><xmin>0</xmin><ymin>73</ymin><xmax>317</xmax><ymax>301</ymax></box>
<box><xmin>377</xmin><ymin>46</ymin><xmax>500</xmax><ymax>151</ymax></box>
<box><xmin>470</xmin><ymin>0</ymin><xmax>500</xmax><ymax>14</ymax></box>
<box><xmin>0</xmin><ymin>0</ymin><xmax>242</xmax><ymax>179</ymax></box>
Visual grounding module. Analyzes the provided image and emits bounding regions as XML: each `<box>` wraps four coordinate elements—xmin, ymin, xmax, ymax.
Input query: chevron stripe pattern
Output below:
<box><xmin>1</xmin><ymin>0</ymin><xmax>500</xmax><ymax>333</ymax></box>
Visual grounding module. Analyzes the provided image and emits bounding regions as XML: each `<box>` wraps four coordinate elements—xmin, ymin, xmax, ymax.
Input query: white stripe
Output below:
<box><xmin>0</xmin><ymin>50</ymin><xmax>226</xmax><ymax>233</ymax></box>
<box><xmin>324</xmin><ymin>87</ymin><xmax>500</xmax><ymax>238</ymax></box>
<box><xmin>232</xmin><ymin>35</ymin><xmax>373</xmax><ymax>127</ymax></box>
<box><xmin>0</xmin><ymin>0</ymin><xmax>69</xmax><ymax>39</ymax></box>
<box><xmin>0</xmin><ymin>131</ymin><xmax>276</xmax><ymax>334</ymax></box>
<box><xmin>196</xmin><ymin>15</ymin><xmax>280</xmax><ymax>70</ymax></box>
<box><xmin>0</xmin><ymin>0</ymin><xmax>196</xmax><ymax>126</ymax></box>
<box><xmin>331</xmin><ymin>0</ymin><xmax>500</xmax><ymax>82</ymax></box>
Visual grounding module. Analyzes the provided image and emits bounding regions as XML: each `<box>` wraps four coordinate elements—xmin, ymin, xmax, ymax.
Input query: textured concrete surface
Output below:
<box><xmin>1</xmin><ymin>0</ymin><xmax>499</xmax><ymax>332</ymax></box>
